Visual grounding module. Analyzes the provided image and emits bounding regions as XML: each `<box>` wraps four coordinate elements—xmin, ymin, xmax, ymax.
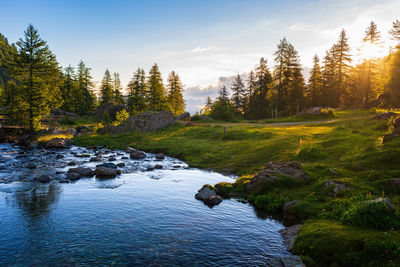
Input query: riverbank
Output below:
<box><xmin>71</xmin><ymin>109</ymin><xmax>400</xmax><ymax>266</ymax></box>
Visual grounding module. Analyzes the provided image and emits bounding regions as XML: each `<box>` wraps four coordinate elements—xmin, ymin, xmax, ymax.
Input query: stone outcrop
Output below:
<box><xmin>373</xmin><ymin>112</ymin><xmax>397</xmax><ymax>120</ymax></box>
<box><xmin>323</xmin><ymin>180</ymin><xmax>350</xmax><ymax>197</ymax></box>
<box><xmin>105</xmin><ymin>111</ymin><xmax>176</xmax><ymax>134</ymax></box>
<box><xmin>45</xmin><ymin>138</ymin><xmax>73</xmax><ymax>149</ymax></box>
<box><xmin>94</xmin><ymin>102</ymin><xmax>125</xmax><ymax>121</ymax></box>
<box><xmin>279</xmin><ymin>224</ymin><xmax>302</xmax><ymax>251</ymax></box>
<box><xmin>366</xmin><ymin>197</ymin><xmax>394</xmax><ymax>210</ymax></box>
<box><xmin>95</xmin><ymin>167</ymin><xmax>117</xmax><ymax>178</ymax></box>
<box><xmin>283</xmin><ymin>200</ymin><xmax>302</xmax><ymax>225</ymax></box>
<box><xmin>195</xmin><ymin>187</ymin><xmax>223</xmax><ymax>206</ymax></box>
<box><xmin>246</xmin><ymin>162</ymin><xmax>309</xmax><ymax>192</ymax></box>
<box><xmin>176</xmin><ymin>112</ymin><xmax>191</xmax><ymax>121</ymax></box>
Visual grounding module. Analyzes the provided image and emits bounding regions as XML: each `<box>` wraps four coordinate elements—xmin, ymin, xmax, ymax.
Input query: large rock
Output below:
<box><xmin>67</xmin><ymin>167</ymin><xmax>94</xmax><ymax>177</ymax></box>
<box><xmin>45</xmin><ymin>138</ymin><xmax>73</xmax><ymax>149</ymax></box>
<box><xmin>104</xmin><ymin>111</ymin><xmax>176</xmax><ymax>133</ymax></box>
<box><xmin>373</xmin><ymin>112</ymin><xmax>397</xmax><ymax>120</ymax></box>
<box><xmin>195</xmin><ymin>187</ymin><xmax>222</xmax><ymax>206</ymax></box>
<box><xmin>95</xmin><ymin>167</ymin><xmax>117</xmax><ymax>178</ymax></box>
<box><xmin>279</xmin><ymin>224</ymin><xmax>302</xmax><ymax>251</ymax></box>
<box><xmin>96</xmin><ymin>163</ymin><xmax>117</xmax><ymax>169</ymax></box>
<box><xmin>130</xmin><ymin>149</ymin><xmax>146</xmax><ymax>159</ymax></box>
<box><xmin>246</xmin><ymin>162</ymin><xmax>309</xmax><ymax>192</ymax></box>
<box><xmin>366</xmin><ymin>197</ymin><xmax>394</xmax><ymax>210</ymax></box>
<box><xmin>94</xmin><ymin>102</ymin><xmax>125</xmax><ymax>121</ymax></box>
<box><xmin>323</xmin><ymin>180</ymin><xmax>350</xmax><ymax>197</ymax></box>
<box><xmin>383</xmin><ymin>127</ymin><xmax>400</xmax><ymax>143</ymax></box>
<box><xmin>176</xmin><ymin>112</ymin><xmax>191</xmax><ymax>121</ymax></box>
<box><xmin>283</xmin><ymin>200</ymin><xmax>302</xmax><ymax>225</ymax></box>
<box><xmin>34</xmin><ymin>174</ymin><xmax>51</xmax><ymax>183</ymax></box>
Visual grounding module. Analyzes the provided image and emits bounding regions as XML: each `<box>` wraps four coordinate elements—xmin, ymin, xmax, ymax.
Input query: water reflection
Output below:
<box><xmin>13</xmin><ymin>183</ymin><xmax>61</xmax><ymax>219</ymax></box>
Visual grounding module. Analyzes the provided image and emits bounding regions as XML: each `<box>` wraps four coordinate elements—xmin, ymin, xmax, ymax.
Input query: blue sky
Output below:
<box><xmin>1</xmin><ymin>0</ymin><xmax>399</xmax><ymax>112</ymax></box>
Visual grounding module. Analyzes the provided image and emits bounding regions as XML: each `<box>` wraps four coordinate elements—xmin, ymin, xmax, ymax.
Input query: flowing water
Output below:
<box><xmin>0</xmin><ymin>143</ymin><xmax>290</xmax><ymax>266</ymax></box>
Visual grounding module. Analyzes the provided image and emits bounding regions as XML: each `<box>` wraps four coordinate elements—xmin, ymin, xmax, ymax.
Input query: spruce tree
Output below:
<box><xmin>61</xmin><ymin>65</ymin><xmax>75</xmax><ymax>111</ymax></box>
<box><xmin>286</xmin><ymin>44</ymin><xmax>306</xmax><ymax>114</ymax></box>
<box><xmin>76</xmin><ymin>60</ymin><xmax>96</xmax><ymax>114</ymax></box>
<box><xmin>230</xmin><ymin>74</ymin><xmax>246</xmax><ymax>114</ymax></box>
<box><xmin>307</xmin><ymin>55</ymin><xmax>323</xmax><ymax>106</ymax></box>
<box><xmin>9</xmin><ymin>24</ymin><xmax>62</xmax><ymax>134</ymax></box>
<box><xmin>147</xmin><ymin>63</ymin><xmax>167</xmax><ymax>111</ymax></box>
<box><xmin>334</xmin><ymin>29</ymin><xmax>352</xmax><ymax>107</ymax></box>
<box><xmin>100</xmin><ymin>69</ymin><xmax>113</xmax><ymax>104</ymax></box>
<box><xmin>321</xmin><ymin>47</ymin><xmax>338</xmax><ymax>107</ymax></box>
<box><xmin>0</xmin><ymin>33</ymin><xmax>17</xmax><ymax>106</ymax></box>
<box><xmin>204</xmin><ymin>96</ymin><xmax>213</xmax><ymax>114</ymax></box>
<box><xmin>112</xmin><ymin>72</ymin><xmax>124</xmax><ymax>104</ymax></box>
<box><xmin>250</xmin><ymin>57</ymin><xmax>272</xmax><ymax>119</ymax></box>
<box><xmin>127</xmin><ymin>68</ymin><xmax>147</xmax><ymax>114</ymax></box>
<box><xmin>274</xmin><ymin>38</ymin><xmax>290</xmax><ymax>112</ymax></box>
<box><xmin>245</xmin><ymin>70</ymin><xmax>256</xmax><ymax>117</ymax></box>
<box><xmin>166</xmin><ymin>71</ymin><xmax>185</xmax><ymax>116</ymax></box>
<box><xmin>389</xmin><ymin>20</ymin><xmax>400</xmax><ymax>41</ymax></box>
<box><xmin>362</xmin><ymin>21</ymin><xmax>381</xmax><ymax>106</ymax></box>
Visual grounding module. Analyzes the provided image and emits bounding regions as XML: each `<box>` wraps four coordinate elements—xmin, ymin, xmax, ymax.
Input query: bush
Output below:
<box><xmin>59</xmin><ymin>116</ymin><xmax>75</xmax><ymax>125</ymax></box>
<box><xmin>252</xmin><ymin>193</ymin><xmax>289</xmax><ymax>213</ymax></box>
<box><xmin>214</xmin><ymin>182</ymin><xmax>233</xmax><ymax>198</ymax></box>
<box><xmin>209</xmin><ymin>101</ymin><xmax>239</xmax><ymax>122</ymax></box>
<box><xmin>296</xmin><ymin>145</ymin><xmax>326</xmax><ymax>161</ymax></box>
<box><xmin>112</xmin><ymin>109</ymin><xmax>129</xmax><ymax>126</ymax></box>
<box><xmin>341</xmin><ymin>200</ymin><xmax>400</xmax><ymax>230</ymax></box>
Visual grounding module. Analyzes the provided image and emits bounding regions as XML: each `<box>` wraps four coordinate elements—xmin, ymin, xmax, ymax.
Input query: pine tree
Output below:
<box><xmin>209</xmin><ymin>86</ymin><xmax>236</xmax><ymax>121</ymax></box>
<box><xmin>61</xmin><ymin>65</ymin><xmax>75</xmax><ymax>111</ymax></box>
<box><xmin>100</xmin><ymin>69</ymin><xmax>113</xmax><ymax>104</ymax></box>
<box><xmin>250</xmin><ymin>57</ymin><xmax>272</xmax><ymax>119</ymax></box>
<box><xmin>9</xmin><ymin>24</ymin><xmax>62</xmax><ymax>134</ymax></box>
<box><xmin>166</xmin><ymin>71</ymin><xmax>185</xmax><ymax>115</ymax></box>
<box><xmin>76</xmin><ymin>60</ymin><xmax>96</xmax><ymax>114</ymax></box>
<box><xmin>204</xmin><ymin>96</ymin><xmax>213</xmax><ymax>114</ymax></box>
<box><xmin>147</xmin><ymin>63</ymin><xmax>167</xmax><ymax>111</ymax></box>
<box><xmin>307</xmin><ymin>55</ymin><xmax>323</xmax><ymax>106</ymax></box>
<box><xmin>244</xmin><ymin>70</ymin><xmax>256</xmax><ymax>117</ymax></box>
<box><xmin>0</xmin><ymin>33</ymin><xmax>17</xmax><ymax>106</ymax></box>
<box><xmin>389</xmin><ymin>20</ymin><xmax>400</xmax><ymax>41</ymax></box>
<box><xmin>231</xmin><ymin>74</ymin><xmax>246</xmax><ymax>114</ymax></box>
<box><xmin>362</xmin><ymin>21</ymin><xmax>381</xmax><ymax>106</ymax></box>
<box><xmin>274</xmin><ymin>38</ymin><xmax>290</xmax><ymax>112</ymax></box>
<box><xmin>286</xmin><ymin>44</ymin><xmax>306</xmax><ymax>114</ymax></box>
<box><xmin>321</xmin><ymin>47</ymin><xmax>338</xmax><ymax>107</ymax></box>
<box><xmin>112</xmin><ymin>72</ymin><xmax>124</xmax><ymax>104</ymax></box>
<box><xmin>334</xmin><ymin>29</ymin><xmax>352</xmax><ymax>107</ymax></box>
<box><xmin>127</xmin><ymin>68</ymin><xmax>147</xmax><ymax>114</ymax></box>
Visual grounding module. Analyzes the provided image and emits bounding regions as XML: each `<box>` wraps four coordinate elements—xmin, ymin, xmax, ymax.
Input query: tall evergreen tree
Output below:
<box><xmin>147</xmin><ymin>63</ymin><xmax>167</xmax><ymax>111</ymax></box>
<box><xmin>112</xmin><ymin>72</ymin><xmax>124</xmax><ymax>104</ymax></box>
<box><xmin>61</xmin><ymin>65</ymin><xmax>75</xmax><ymax>111</ymax></box>
<box><xmin>321</xmin><ymin>47</ymin><xmax>338</xmax><ymax>107</ymax></box>
<box><xmin>389</xmin><ymin>20</ymin><xmax>400</xmax><ymax>41</ymax></box>
<box><xmin>307</xmin><ymin>55</ymin><xmax>323</xmax><ymax>106</ymax></box>
<box><xmin>250</xmin><ymin>57</ymin><xmax>272</xmax><ymax>119</ymax></box>
<box><xmin>286</xmin><ymin>44</ymin><xmax>306</xmax><ymax>114</ymax></box>
<box><xmin>0</xmin><ymin>33</ymin><xmax>17</xmax><ymax>106</ymax></box>
<box><xmin>100</xmin><ymin>69</ymin><xmax>113</xmax><ymax>104</ymax></box>
<box><xmin>76</xmin><ymin>60</ymin><xmax>96</xmax><ymax>114</ymax></box>
<box><xmin>273</xmin><ymin>38</ymin><xmax>290</xmax><ymax>112</ymax></box>
<box><xmin>9</xmin><ymin>24</ymin><xmax>61</xmax><ymax>133</ymax></box>
<box><xmin>362</xmin><ymin>21</ymin><xmax>381</xmax><ymax>106</ymax></box>
<box><xmin>230</xmin><ymin>74</ymin><xmax>246</xmax><ymax>114</ymax></box>
<box><xmin>209</xmin><ymin>86</ymin><xmax>236</xmax><ymax>121</ymax></box>
<box><xmin>334</xmin><ymin>29</ymin><xmax>352</xmax><ymax>107</ymax></box>
<box><xmin>204</xmin><ymin>96</ymin><xmax>213</xmax><ymax>115</ymax></box>
<box><xmin>166</xmin><ymin>71</ymin><xmax>185</xmax><ymax>115</ymax></box>
<box><xmin>127</xmin><ymin>68</ymin><xmax>147</xmax><ymax>114</ymax></box>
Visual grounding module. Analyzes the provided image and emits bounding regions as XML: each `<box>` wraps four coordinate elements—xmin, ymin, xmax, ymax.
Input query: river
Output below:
<box><xmin>0</xmin><ymin>143</ymin><xmax>290</xmax><ymax>266</ymax></box>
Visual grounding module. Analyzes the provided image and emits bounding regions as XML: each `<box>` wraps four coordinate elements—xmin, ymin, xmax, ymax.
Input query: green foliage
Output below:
<box><xmin>112</xmin><ymin>109</ymin><xmax>129</xmax><ymax>126</ymax></box>
<box><xmin>191</xmin><ymin>115</ymin><xmax>214</xmax><ymax>122</ymax></box>
<box><xmin>296</xmin><ymin>145</ymin><xmax>326</xmax><ymax>161</ymax></box>
<box><xmin>102</xmin><ymin>112</ymin><xmax>111</xmax><ymax>125</ymax></box>
<box><xmin>214</xmin><ymin>182</ymin><xmax>233</xmax><ymax>198</ymax></box>
<box><xmin>293</xmin><ymin>220</ymin><xmax>400</xmax><ymax>267</ymax></box>
<box><xmin>60</xmin><ymin>116</ymin><xmax>75</xmax><ymax>125</ymax></box>
<box><xmin>100</xmin><ymin>69</ymin><xmax>113</xmax><ymax>104</ymax></box>
<box><xmin>167</xmin><ymin>71</ymin><xmax>185</xmax><ymax>116</ymax></box>
<box><xmin>209</xmin><ymin>89</ymin><xmax>239</xmax><ymax>122</ymax></box>
<box><xmin>252</xmin><ymin>193</ymin><xmax>289</xmax><ymax>213</ymax></box>
<box><xmin>200</xmin><ymin>184</ymin><xmax>215</xmax><ymax>191</ymax></box>
<box><xmin>148</xmin><ymin>63</ymin><xmax>168</xmax><ymax>111</ymax></box>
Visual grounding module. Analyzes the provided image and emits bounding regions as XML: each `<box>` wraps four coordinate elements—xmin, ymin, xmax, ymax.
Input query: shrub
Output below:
<box><xmin>60</xmin><ymin>116</ymin><xmax>75</xmax><ymax>125</ymax></box>
<box><xmin>297</xmin><ymin>145</ymin><xmax>326</xmax><ymax>161</ymax></box>
<box><xmin>112</xmin><ymin>109</ymin><xmax>129</xmax><ymax>126</ymax></box>
<box><xmin>253</xmin><ymin>193</ymin><xmax>289</xmax><ymax>213</ymax></box>
<box><xmin>340</xmin><ymin>200</ymin><xmax>400</xmax><ymax>230</ymax></box>
<box><xmin>214</xmin><ymin>182</ymin><xmax>233</xmax><ymax>198</ymax></box>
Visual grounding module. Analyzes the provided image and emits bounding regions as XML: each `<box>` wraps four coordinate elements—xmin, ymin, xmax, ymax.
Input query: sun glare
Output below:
<box><xmin>359</xmin><ymin>42</ymin><xmax>384</xmax><ymax>60</ymax></box>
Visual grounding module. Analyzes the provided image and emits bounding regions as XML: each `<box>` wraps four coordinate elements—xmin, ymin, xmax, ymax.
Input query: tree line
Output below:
<box><xmin>0</xmin><ymin>24</ymin><xmax>185</xmax><ymax>133</ymax></box>
<box><xmin>204</xmin><ymin>20</ymin><xmax>400</xmax><ymax>120</ymax></box>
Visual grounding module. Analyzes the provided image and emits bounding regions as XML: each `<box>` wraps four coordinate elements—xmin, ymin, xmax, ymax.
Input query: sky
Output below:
<box><xmin>1</xmin><ymin>0</ymin><xmax>399</xmax><ymax>113</ymax></box>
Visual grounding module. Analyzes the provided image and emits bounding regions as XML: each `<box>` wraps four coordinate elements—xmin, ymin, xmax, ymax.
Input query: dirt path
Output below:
<box><xmin>194</xmin><ymin>119</ymin><xmax>337</xmax><ymax>127</ymax></box>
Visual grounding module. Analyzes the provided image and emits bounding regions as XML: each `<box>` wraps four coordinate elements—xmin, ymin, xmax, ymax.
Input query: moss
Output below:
<box><xmin>293</xmin><ymin>220</ymin><xmax>400</xmax><ymax>267</ymax></box>
<box><xmin>200</xmin><ymin>184</ymin><xmax>215</xmax><ymax>191</ymax></box>
<box><xmin>214</xmin><ymin>182</ymin><xmax>233</xmax><ymax>198</ymax></box>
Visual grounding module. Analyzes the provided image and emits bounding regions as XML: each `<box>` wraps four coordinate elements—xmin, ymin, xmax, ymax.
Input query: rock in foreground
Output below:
<box><xmin>246</xmin><ymin>161</ymin><xmax>309</xmax><ymax>192</ymax></box>
<box><xmin>45</xmin><ymin>138</ymin><xmax>73</xmax><ymax>149</ymax></box>
<box><xmin>195</xmin><ymin>187</ymin><xmax>222</xmax><ymax>206</ymax></box>
<box><xmin>95</xmin><ymin>167</ymin><xmax>117</xmax><ymax>178</ymax></box>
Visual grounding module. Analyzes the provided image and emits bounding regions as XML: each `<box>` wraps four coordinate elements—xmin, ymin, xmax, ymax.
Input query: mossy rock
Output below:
<box><xmin>214</xmin><ymin>182</ymin><xmax>233</xmax><ymax>198</ymax></box>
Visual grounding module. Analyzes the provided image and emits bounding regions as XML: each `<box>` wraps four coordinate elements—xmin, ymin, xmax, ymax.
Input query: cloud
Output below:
<box><xmin>190</xmin><ymin>47</ymin><xmax>211</xmax><ymax>53</ymax></box>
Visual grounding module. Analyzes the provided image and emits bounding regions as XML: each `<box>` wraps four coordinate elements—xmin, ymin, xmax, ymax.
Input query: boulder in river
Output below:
<box><xmin>45</xmin><ymin>138</ymin><xmax>73</xmax><ymax>149</ymax></box>
<box><xmin>130</xmin><ymin>149</ymin><xmax>146</xmax><ymax>159</ymax></box>
<box><xmin>66</xmin><ymin>172</ymin><xmax>82</xmax><ymax>181</ymax></box>
<box><xmin>155</xmin><ymin>153</ymin><xmax>165</xmax><ymax>160</ymax></box>
<box><xmin>67</xmin><ymin>167</ymin><xmax>94</xmax><ymax>177</ymax></box>
<box><xmin>34</xmin><ymin>174</ymin><xmax>51</xmax><ymax>183</ymax></box>
<box><xmin>246</xmin><ymin>161</ymin><xmax>309</xmax><ymax>192</ymax></box>
<box><xmin>195</xmin><ymin>187</ymin><xmax>222</xmax><ymax>206</ymax></box>
<box><xmin>95</xmin><ymin>167</ymin><xmax>117</xmax><ymax>178</ymax></box>
<box><xmin>96</xmin><ymin>163</ymin><xmax>117</xmax><ymax>169</ymax></box>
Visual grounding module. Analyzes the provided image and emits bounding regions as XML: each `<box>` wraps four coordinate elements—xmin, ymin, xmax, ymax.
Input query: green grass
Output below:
<box><xmin>73</xmin><ymin>109</ymin><xmax>400</xmax><ymax>266</ymax></box>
